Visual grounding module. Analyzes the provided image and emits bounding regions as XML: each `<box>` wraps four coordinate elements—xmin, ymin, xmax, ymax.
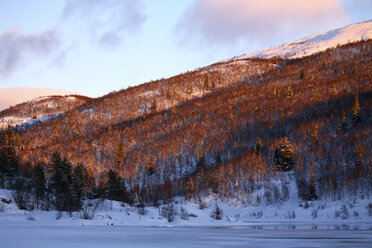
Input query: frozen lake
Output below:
<box><xmin>1</xmin><ymin>223</ymin><xmax>372</xmax><ymax>248</ymax></box>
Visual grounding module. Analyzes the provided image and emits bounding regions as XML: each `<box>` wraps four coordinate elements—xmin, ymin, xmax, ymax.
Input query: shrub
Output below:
<box><xmin>366</xmin><ymin>203</ymin><xmax>372</xmax><ymax>217</ymax></box>
<box><xmin>80</xmin><ymin>201</ymin><xmax>99</xmax><ymax>220</ymax></box>
<box><xmin>312</xmin><ymin>209</ymin><xmax>318</xmax><ymax>219</ymax></box>
<box><xmin>137</xmin><ymin>202</ymin><xmax>147</xmax><ymax>216</ymax></box>
<box><xmin>160</xmin><ymin>203</ymin><xmax>177</xmax><ymax>222</ymax></box>
<box><xmin>210</xmin><ymin>203</ymin><xmax>223</xmax><ymax>220</ymax></box>
<box><xmin>12</xmin><ymin>178</ymin><xmax>33</xmax><ymax>211</ymax></box>
<box><xmin>198</xmin><ymin>196</ymin><xmax>206</xmax><ymax>210</ymax></box>
<box><xmin>180</xmin><ymin>207</ymin><xmax>189</xmax><ymax>220</ymax></box>
<box><xmin>340</xmin><ymin>204</ymin><xmax>349</xmax><ymax>219</ymax></box>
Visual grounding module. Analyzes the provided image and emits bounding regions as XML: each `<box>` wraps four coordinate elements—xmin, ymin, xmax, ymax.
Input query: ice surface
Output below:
<box><xmin>0</xmin><ymin>224</ymin><xmax>372</xmax><ymax>248</ymax></box>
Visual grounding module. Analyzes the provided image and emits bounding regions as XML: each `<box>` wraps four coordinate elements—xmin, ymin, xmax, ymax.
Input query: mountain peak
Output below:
<box><xmin>237</xmin><ymin>19</ymin><xmax>372</xmax><ymax>60</ymax></box>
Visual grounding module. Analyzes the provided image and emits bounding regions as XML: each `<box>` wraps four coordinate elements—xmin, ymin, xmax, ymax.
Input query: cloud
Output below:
<box><xmin>62</xmin><ymin>0</ymin><xmax>147</xmax><ymax>47</ymax></box>
<box><xmin>174</xmin><ymin>0</ymin><xmax>347</xmax><ymax>48</ymax></box>
<box><xmin>0</xmin><ymin>27</ymin><xmax>63</xmax><ymax>77</ymax></box>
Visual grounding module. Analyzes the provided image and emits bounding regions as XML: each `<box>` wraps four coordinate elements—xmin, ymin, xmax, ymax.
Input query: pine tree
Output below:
<box><xmin>50</xmin><ymin>152</ymin><xmax>74</xmax><ymax>212</ymax></box>
<box><xmin>32</xmin><ymin>162</ymin><xmax>46</xmax><ymax>209</ymax></box>
<box><xmin>195</xmin><ymin>150</ymin><xmax>206</xmax><ymax>173</ymax></box>
<box><xmin>106</xmin><ymin>169</ymin><xmax>129</xmax><ymax>203</ymax></box>
<box><xmin>215</xmin><ymin>151</ymin><xmax>222</xmax><ymax>165</ymax></box>
<box><xmin>273</xmin><ymin>137</ymin><xmax>295</xmax><ymax>171</ymax></box>
<box><xmin>306</xmin><ymin>160</ymin><xmax>317</xmax><ymax>200</ymax></box>
<box><xmin>163</xmin><ymin>179</ymin><xmax>173</xmax><ymax>203</ymax></box>
<box><xmin>72</xmin><ymin>164</ymin><xmax>85</xmax><ymax>211</ymax></box>
<box><xmin>352</xmin><ymin>92</ymin><xmax>361</xmax><ymax>123</ymax></box>
<box><xmin>106</xmin><ymin>169</ymin><xmax>121</xmax><ymax>201</ymax></box>
<box><xmin>0</xmin><ymin>126</ymin><xmax>19</xmax><ymax>188</ymax></box>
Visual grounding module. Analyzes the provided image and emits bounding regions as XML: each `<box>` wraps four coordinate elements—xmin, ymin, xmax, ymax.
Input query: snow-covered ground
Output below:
<box><xmin>237</xmin><ymin>19</ymin><xmax>372</xmax><ymax>60</ymax></box>
<box><xmin>1</xmin><ymin>188</ymin><xmax>372</xmax><ymax>247</ymax></box>
<box><xmin>1</xmin><ymin>188</ymin><xmax>371</xmax><ymax>227</ymax></box>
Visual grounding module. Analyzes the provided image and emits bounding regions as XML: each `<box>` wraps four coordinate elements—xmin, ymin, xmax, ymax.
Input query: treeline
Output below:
<box><xmin>1</xmin><ymin>128</ymin><xmax>133</xmax><ymax>212</ymax></box>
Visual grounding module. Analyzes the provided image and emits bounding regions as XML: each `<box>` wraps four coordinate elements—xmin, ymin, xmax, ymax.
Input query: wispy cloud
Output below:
<box><xmin>62</xmin><ymin>0</ymin><xmax>147</xmax><ymax>47</ymax></box>
<box><xmin>174</xmin><ymin>0</ymin><xmax>346</xmax><ymax>48</ymax></box>
<box><xmin>0</xmin><ymin>27</ymin><xmax>63</xmax><ymax>77</ymax></box>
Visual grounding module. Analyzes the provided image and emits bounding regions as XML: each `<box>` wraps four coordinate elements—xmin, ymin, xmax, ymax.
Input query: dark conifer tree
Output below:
<box><xmin>306</xmin><ymin>160</ymin><xmax>317</xmax><ymax>201</ymax></box>
<box><xmin>352</xmin><ymin>92</ymin><xmax>361</xmax><ymax>124</ymax></box>
<box><xmin>32</xmin><ymin>162</ymin><xmax>46</xmax><ymax>209</ymax></box>
<box><xmin>106</xmin><ymin>169</ymin><xmax>129</xmax><ymax>203</ymax></box>
<box><xmin>50</xmin><ymin>152</ymin><xmax>74</xmax><ymax>212</ymax></box>
<box><xmin>72</xmin><ymin>164</ymin><xmax>85</xmax><ymax>211</ymax></box>
<box><xmin>195</xmin><ymin>151</ymin><xmax>206</xmax><ymax>174</ymax></box>
<box><xmin>0</xmin><ymin>126</ymin><xmax>19</xmax><ymax>188</ymax></box>
<box><xmin>273</xmin><ymin>137</ymin><xmax>295</xmax><ymax>171</ymax></box>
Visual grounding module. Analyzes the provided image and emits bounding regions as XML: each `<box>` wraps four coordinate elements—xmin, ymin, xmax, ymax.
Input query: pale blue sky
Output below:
<box><xmin>0</xmin><ymin>0</ymin><xmax>370</xmax><ymax>97</ymax></box>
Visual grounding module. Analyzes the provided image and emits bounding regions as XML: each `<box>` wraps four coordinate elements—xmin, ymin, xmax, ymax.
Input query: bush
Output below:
<box><xmin>137</xmin><ymin>202</ymin><xmax>147</xmax><ymax>216</ymax></box>
<box><xmin>292</xmin><ymin>210</ymin><xmax>296</xmax><ymax>219</ymax></box>
<box><xmin>197</xmin><ymin>196</ymin><xmax>206</xmax><ymax>210</ymax></box>
<box><xmin>312</xmin><ymin>209</ymin><xmax>318</xmax><ymax>219</ymax></box>
<box><xmin>210</xmin><ymin>203</ymin><xmax>223</xmax><ymax>220</ymax></box>
<box><xmin>366</xmin><ymin>203</ymin><xmax>372</xmax><ymax>217</ymax></box>
<box><xmin>180</xmin><ymin>207</ymin><xmax>189</xmax><ymax>220</ymax></box>
<box><xmin>80</xmin><ymin>201</ymin><xmax>99</xmax><ymax>220</ymax></box>
<box><xmin>340</xmin><ymin>204</ymin><xmax>349</xmax><ymax>219</ymax></box>
<box><xmin>160</xmin><ymin>203</ymin><xmax>177</xmax><ymax>222</ymax></box>
<box><xmin>12</xmin><ymin>178</ymin><xmax>33</xmax><ymax>210</ymax></box>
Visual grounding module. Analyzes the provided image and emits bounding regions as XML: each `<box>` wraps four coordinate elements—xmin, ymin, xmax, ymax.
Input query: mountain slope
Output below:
<box><xmin>0</xmin><ymin>87</ymin><xmax>81</xmax><ymax>111</ymax></box>
<box><xmin>237</xmin><ymin>19</ymin><xmax>372</xmax><ymax>59</ymax></box>
<box><xmin>0</xmin><ymin>95</ymin><xmax>91</xmax><ymax>129</ymax></box>
<box><xmin>16</xmin><ymin>40</ymin><xmax>372</xmax><ymax>201</ymax></box>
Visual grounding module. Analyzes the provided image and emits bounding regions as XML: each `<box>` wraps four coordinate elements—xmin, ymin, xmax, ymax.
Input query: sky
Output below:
<box><xmin>0</xmin><ymin>0</ymin><xmax>371</xmax><ymax>98</ymax></box>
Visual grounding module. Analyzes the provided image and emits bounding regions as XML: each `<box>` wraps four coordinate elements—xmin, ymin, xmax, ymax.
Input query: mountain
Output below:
<box><xmin>16</xmin><ymin>40</ymin><xmax>372</xmax><ymax>199</ymax></box>
<box><xmin>237</xmin><ymin>19</ymin><xmax>372</xmax><ymax>59</ymax></box>
<box><xmin>1</xmin><ymin>22</ymin><xmax>371</xmax><ymax>210</ymax></box>
<box><xmin>0</xmin><ymin>94</ymin><xmax>91</xmax><ymax>129</ymax></box>
<box><xmin>0</xmin><ymin>87</ymin><xmax>80</xmax><ymax>111</ymax></box>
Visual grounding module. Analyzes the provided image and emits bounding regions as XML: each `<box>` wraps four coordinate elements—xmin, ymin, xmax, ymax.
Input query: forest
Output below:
<box><xmin>0</xmin><ymin>40</ymin><xmax>371</xmax><ymax>212</ymax></box>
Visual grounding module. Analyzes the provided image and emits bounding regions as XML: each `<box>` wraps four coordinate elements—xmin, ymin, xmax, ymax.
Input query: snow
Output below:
<box><xmin>1</xmin><ymin>185</ymin><xmax>372</xmax><ymax>247</ymax></box>
<box><xmin>237</xmin><ymin>19</ymin><xmax>372</xmax><ymax>60</ymax></box>
<box><xmin>0</xmin><ymin>113</ymin><xmax>59</xmax><ymax>129</ymax></box>
<box><xmin>1</xmin><ymin>224</ymin><xmax>372</xmax><ymax>248</ymax></box>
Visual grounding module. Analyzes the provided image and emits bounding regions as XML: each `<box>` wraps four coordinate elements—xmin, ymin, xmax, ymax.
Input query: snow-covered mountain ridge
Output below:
<box><xmin>0</xmin><ymin>94</ymin><xmax>91</xmax><ymax>129</ymax></box>
<box><xmin>237</xmin><ymin>19</ymin><xmax>372</xmax><ymax>60</ymax></box>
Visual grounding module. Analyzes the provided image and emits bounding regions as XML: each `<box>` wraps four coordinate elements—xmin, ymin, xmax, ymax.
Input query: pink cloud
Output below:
<box><xmin>175</xmin><ymin>0</ymin><xmax>347</xmax><ymax>47</ymax></box>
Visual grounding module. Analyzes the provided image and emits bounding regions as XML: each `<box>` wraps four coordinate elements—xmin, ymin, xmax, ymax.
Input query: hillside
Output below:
<box><xmin>237</xmin><ymin>19</ymin><xmax>372</xmax><ymax>59</ymax></box>
<box><xmin>11</xmin><ymin>40</ymin><xmax>372</xmax><ymax>206</ymax></box>
<box><xmin>0</xmin><ymin>95</ymin><xmax>91</xmax><ymax>129</ymax></box>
